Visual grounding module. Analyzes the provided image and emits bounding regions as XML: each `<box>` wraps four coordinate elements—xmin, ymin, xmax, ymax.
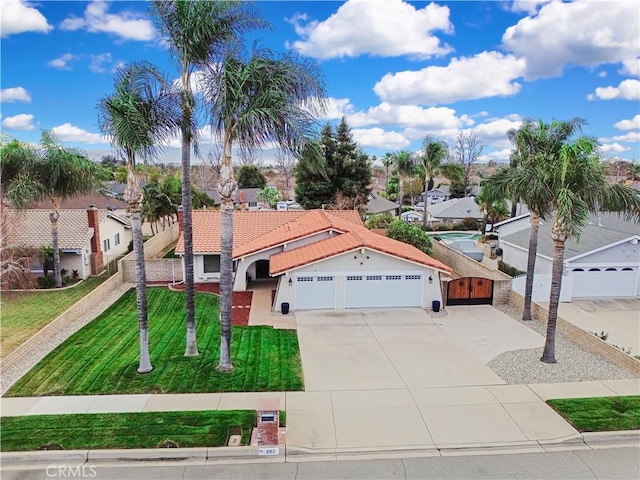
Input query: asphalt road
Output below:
<box><xmin>2</xmin><ymin>446</ymin><xmax>639</xmax><ymax>480</ymax></box>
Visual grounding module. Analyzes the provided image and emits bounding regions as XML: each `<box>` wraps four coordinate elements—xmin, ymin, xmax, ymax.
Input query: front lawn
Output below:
<box><xmin>547</xmin><ymin>396</ymin><xmax>640</xmax><ymax>432</ymax></box>
<box><xmin>6</xmin><ymin>288</ymin><xmax>303</xmax><ymax>396</ymax></box>
<box><xmin>1</xmin><ymin>276</ymin><xmax>109</xmax><ymax>357</ymax></box>
<box><xmin>0</xmin><ymin>410</ymin><xmax>256</xmax><ymax>451</ymax></box>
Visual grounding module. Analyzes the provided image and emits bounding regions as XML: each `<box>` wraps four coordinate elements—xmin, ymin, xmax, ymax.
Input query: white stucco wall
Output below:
<box><xmin>500</xmin><ymin>241</ymin><xmax>552</xmax><ymax>274</ymax></box>
<box><xmin>273</xmin><ymin>249</ymin><xmax>444</xmax><ymax>312</ymax></box>
<box><xmin>496</xmin><ymin>216</ymin><xmax>531</xmax><ymax>237</ymax></box>
<box><xmin>59</xmin><ymin>251</ymin><xmax>89</xmax><ymax>280</ymax></box>
<box><xmin>567</xmin><ymin>239</ymin><xmax>640</xmax><ymax>267</ymax></box>
<box><xmin>99</xmin><ymin>217</ymin><xmax>132</xmax><ymax>259</ymax></box>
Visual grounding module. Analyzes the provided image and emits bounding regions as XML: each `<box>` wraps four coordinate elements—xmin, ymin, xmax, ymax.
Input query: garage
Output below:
<box><xmin>295</xmin><ymin>275</ymin><xmax>336</xmax><ymax>310</ymax></box>
<box><xmin>571</xmin><ymin>267</ymin><xmax>638</xmax><ymax>297</ymax></box>
<box><xmin>345</xmin><ymin>273</ymin><xmax>424</xmax><ymax>308</ymax></box>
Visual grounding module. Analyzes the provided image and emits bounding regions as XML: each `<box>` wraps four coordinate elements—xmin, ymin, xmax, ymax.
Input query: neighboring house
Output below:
<box><xmin>499</xmin><ymin>212</ymin><xmax>640</xmax><ymax>299</ymax></box>
<box><xmin>421</xmin><ymin>187</ymin><xmax>451</xmax><ymax>205</ymax></box>
<box><xmin>26</xmin><ymin>192</ymin><xmax>129</xmax><ymax>218</ymax></box>
<box><xmin>276</xmin><ymin>200</ymin><xmax>303</xmax><ymax>211</ymax></box>
<box><xmin>400</xmin><ymin>210</ymin><xmax>424</xmax><ymax>223</ymax></box>
<box><xmin>426</xmin><ymin>197</ymin><xmax>484</xmax><ymax>223</ymax></box>
<box><xmin>5</xmin><ymin>206</ymin><xmax>132</xmax><ymax>279</ymax></box>
<box><xmin>205</xmin><ymin>188</ymin><xmax>263</xmax><ymax>209</ymax></box>
<box><xmin>366</xmin><ymin>192</ymin><xmax>398</xmax><ymax>216</ymax></box>
<box><xmin>174</xmin><ymin>209</ymin><xmax>452</xmax><ymax>312</ymax></box>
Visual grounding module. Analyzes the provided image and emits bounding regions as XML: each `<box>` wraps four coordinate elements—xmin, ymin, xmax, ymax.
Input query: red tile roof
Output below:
<box><xmin>176</xmin><ymin>209</ymin><xmax>451</xmax><ymax>274</ymax></box>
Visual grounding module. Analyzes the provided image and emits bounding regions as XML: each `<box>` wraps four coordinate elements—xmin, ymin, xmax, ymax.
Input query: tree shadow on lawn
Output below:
<box><xmin>6</xmin><ymin>288</ymin><xmax>304</xmax><ymax>397</ymax></box>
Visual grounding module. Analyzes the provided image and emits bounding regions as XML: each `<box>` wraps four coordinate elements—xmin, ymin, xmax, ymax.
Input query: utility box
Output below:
<box><xmin>255</xmin><ymin>398</ymin><xmax>280</xmax><ymax>446</ymax></box>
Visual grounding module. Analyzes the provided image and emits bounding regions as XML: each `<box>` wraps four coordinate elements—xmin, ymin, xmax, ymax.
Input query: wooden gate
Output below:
<box><xmin>446</xmin><ymin>277</ymin><xmax>494</xmax><ymax>306</ymax></box>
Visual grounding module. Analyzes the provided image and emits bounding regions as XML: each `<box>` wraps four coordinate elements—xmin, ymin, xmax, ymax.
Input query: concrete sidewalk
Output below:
<box><xmin>2</xmin><ymin>379</ymin><xmax>638</xmax><ymax>453</ymax></box>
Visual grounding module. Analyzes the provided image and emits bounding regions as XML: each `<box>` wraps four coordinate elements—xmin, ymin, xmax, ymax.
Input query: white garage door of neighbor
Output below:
<box><xmin>295</xmin><ymin>275</ymin><xmax>336</xmax><ymax>310</ymax></box>
<box><xmin>571</xmin><ymin>268</ymin><xmax>638</xmax><ymax>297</ymax></box>
<box><xmin>345</xmin><ymin>274</ymin><xmax>423</xmax><ymax>308</ymax></box>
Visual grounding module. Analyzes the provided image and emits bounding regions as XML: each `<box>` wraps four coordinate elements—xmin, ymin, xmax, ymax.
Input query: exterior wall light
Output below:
<box><xmin>288</xmin><ymin>278</ymin><xmax>293</xmax><ymax>286</ymax></box>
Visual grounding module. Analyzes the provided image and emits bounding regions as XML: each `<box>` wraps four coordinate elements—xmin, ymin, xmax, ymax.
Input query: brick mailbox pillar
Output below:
<box><xmin>255</xmin><ymin>398</ymin><xmax>280</xmax><ymax>446</ymax></box>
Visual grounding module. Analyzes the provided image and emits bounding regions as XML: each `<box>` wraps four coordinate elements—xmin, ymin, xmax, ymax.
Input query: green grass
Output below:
<box><xmin>547</xmin><ymin>396</ymin><xmax>640</xmax><ymax>432</ymax></box>
<box><xmin>0</xmin><ymin>410</ymin><xmax>256</xmax><ymax>451</ymax></box>
<box><xmin>1</xmin><ymin>276</ymin><xmax>109</xmax><ymax>357</ymax></box>
<box><xmin>6</xmin><ymin>288</ymin><xmax>303</xmax><ymax>396</ymax></box>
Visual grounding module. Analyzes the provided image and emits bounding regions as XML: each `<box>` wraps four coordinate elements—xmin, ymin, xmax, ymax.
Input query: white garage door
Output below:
<box><xmin>571</xmin><ymin>267</ymin><xmax>638</xmax><ymax>297</ymax></box>
<box><xmin>295</xmin><ymin>275</ymin><xmax>336</xmax><ymax>310</ymax></box>
<box><xmin>345</xmin><ymin>274</ymin><xmax>423</xmax><ymax>308</ymax></box>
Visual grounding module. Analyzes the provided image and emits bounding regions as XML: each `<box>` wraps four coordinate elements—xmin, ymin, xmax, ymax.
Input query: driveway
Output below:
<box><xmin>286</xmin><ymin>306</ymin><xmax>579</xmax><ymax>452</ymax></box>
<box><xmin>295</xmin><ymin>306</ymin><xmax>543</xmax><ymax>391</ymax></box>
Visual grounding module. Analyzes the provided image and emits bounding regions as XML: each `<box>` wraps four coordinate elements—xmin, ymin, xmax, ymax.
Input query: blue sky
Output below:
<box><xmin>1</xmin><ymin>0</ymin><xmax>639</xmax><ymax>164</ymax></box>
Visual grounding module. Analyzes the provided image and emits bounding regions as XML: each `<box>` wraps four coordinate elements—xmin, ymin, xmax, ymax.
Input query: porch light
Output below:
<box><xmin>428</xmin><ymin>276</ymin><xmax>433</xmax><ymax>284</ymax></box>
<box><xmin>288</xmin><ymin>278</ymin><xmax>293</xmax><ymax>286</ymax></box>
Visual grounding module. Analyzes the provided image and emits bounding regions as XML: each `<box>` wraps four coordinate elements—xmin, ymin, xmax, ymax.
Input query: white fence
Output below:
<box><xmin>511</xmin><ymin>273</ymin><xmax>573</xmax><ymax>303</ymax></box>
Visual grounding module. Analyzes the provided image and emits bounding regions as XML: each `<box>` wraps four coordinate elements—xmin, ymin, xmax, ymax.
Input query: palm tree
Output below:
<box><xmin>382</xmin><ymin>152</ymin><xmax>395</xmax><ymax>188</ymax></box>
<box><xmin>489</xmin><ymin>119</ymin><xmax>586</xmax><ymax>322</ymax></box>
<box><xmin>394</xmin><ymin>150</ymin><xmax>414</xmax><ymax>215</ymax></box>
<box><xmin>151</xmin><ymin>0</ymin><xmax>265</xmax><ymax>357</ymax></box>
<box><xmin>2</xmin><ymin>132</ymin><xmax>105</xmax><ymax>288</ymax></box>
<box><xmin>540</xmin><ymin>138</ymin><xmax>640</xmax><ymax>363</ymax></box>
<box><xmin>98</xmin><ymin>61</ymin><xmax>180</xmax><ymax>373</ymax></box>
<box><xmin>474</xmin><ymin>184</ymin><xmax>508</xmax><ymax>234</ymax></box>
<box><xmin>419</xmin><ymin>137</ymin><xmax>448</xmax><ymax>229</ymax></box>
<box><xmin>201</xmin><ymin>43</ymin><xmax>326</xmax><ymax>370</ymax></box>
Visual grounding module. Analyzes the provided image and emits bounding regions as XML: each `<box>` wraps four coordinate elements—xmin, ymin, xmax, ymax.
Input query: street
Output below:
<box><xmin>2</xmin><ymin>446</ymin><xmax>639</xmax><ymax>480</ymax></box>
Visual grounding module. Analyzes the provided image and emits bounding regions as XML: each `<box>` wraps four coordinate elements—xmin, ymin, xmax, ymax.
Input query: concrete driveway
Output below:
<box><xmin>295</xmin><ymin>306</ymin><xmax>542</xmax><ymax>391</ymax></box>
<box><xmin>286</xmin><ymin>306</ymin><xmax>580</xmax><ymax>452</ymax></box>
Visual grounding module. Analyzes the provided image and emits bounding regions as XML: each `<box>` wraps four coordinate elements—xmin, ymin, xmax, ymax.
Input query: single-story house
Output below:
<box><xmin>421</xmin><ymin>187</ymin><xmax>451</xmax><ymax>205</ymax></box>
<box><xmin>498</xmin><ymin>213</ymin><xmax>640</xmax><ymax>299</ymax></box>
<box><xmin>276</xmin><ymin>200</ymin><xmax>303</xmax><ymax>211</ymax></box>
<box><xmin>400</xmin><ymin>210</ymin><xmax>424</xmax><ymax>223</ymax></box>
<box><xmin>205</xmin><ymin>188</ymin><xmax>267</xmax><ymax>210</ymax></box>
<box><xmin>366</xmin><ymin>192</ymin><xmax>398</xmax><ymax>216</ymax></box>
<box><xmin>5</xmin><ymin>205</ymin><xmax>132</xmax><ymax>279</ymax></box>
<box><xmin>425</xmin><ymin>196</ymin><xmax>483</xmax><ymax>223</ymax></box>
<box><xmin>175</xmin><ymin>209</ymin><xmax>452</xmax><ymax>312</ymax></box>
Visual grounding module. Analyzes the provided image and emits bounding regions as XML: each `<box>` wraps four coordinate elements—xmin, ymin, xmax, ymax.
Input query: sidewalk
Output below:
<box><xmin>2</xmin><ymin>379</ymin><xmax>638</xmax><ymax>454</ymax></box>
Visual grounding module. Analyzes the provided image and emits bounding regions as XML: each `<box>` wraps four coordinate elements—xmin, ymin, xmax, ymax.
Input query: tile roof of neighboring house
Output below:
<box><xmin>366</xmin><ymin>192</ymin><xmax>398</xmax><ymax>215</ymax></box>
<box><xmin>26</xmin><ymin>192</ymin><xmax>129</xmax><ymax>210</ymax></box>
<box><xmin>500</xmin><ymin>212</ymin><xmax>640</xmax><ymax>260</ymax></box>
<box><xmin>5</xmin><ymin>209</ymin><xmax>130</xmax><ymax>251</ymax></box>
<box><xmin>176</xmin><ymin>209</ymin><xmax>451</xmax><ymax>275</ymax></box>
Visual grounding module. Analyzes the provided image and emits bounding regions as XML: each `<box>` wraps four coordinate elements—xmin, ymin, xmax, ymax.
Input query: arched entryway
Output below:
<box><xmin>255</xmin><ymin>259</ymin><xmax>270</xmax><ymax>280</ymax></box>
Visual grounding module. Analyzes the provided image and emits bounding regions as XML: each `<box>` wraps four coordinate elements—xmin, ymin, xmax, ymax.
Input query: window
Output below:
<box><xmin>588</xmin><ymin>268</ymin><xmax>601</xmax><ymax>272</ymax></box>
<box><xmin>346</xmin><ymin>275</ymin><xmax>362</xmax><ymax>281</ymax></box>
<box><xmin>405</xmin><ymin>275</ymin><xmax>421</xmax><ymax>280</ymax></box>
<box><xmin>297</xmin><ymin>276</ymin><xmax>313</xmax><ymax>282</ymax></box>
<box><xmin>203</xmin><ymin>255</ymin><xmax>220</xmax><ymax>273</ymax></box>
<box><xmin>386</xmin><ymin>275</ymin><xmax>402</xmax><ymax>280</ymax></box>
<box><xmin>114</xmin><ymin>233</ymin><xmax>120</xmax><ymax>246</ymax></box>
<box><xmin>103</xmin><ymin>238</ymin><xmax>110</xmax><ymax>252</ymax></box>
<box><xmin>366</xmin><ymin>275</ymin><xmax>382</xmax><ymax>281</ymax></box>
<box><xmin>317</xmin><ymin>276</ymin><xmax>334</xmax><ymax>282</ymax></box>
<box><xmin>605</xmin><ymin>268</ymin><xmax>617</xmax><ymax>271</ymax></box>
<box><xmin>622</xmin><ymin>267</ymin><xmax>633</xmax><ymax>272</ymax></box>
<box><xmin>572</xmin><ymin>268</ymin><xmax>584</xmax><ymax>272</ymax></box>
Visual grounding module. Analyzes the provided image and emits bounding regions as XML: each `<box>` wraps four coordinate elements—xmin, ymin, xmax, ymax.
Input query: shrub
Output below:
<box><xmin>72</xmin><ymin>270</ymin><xmax>79</xmax><ymax>279</ymax></box>
<box><xmin>386</xmin><ymin>220</ymin><xmax>432</xmax><ymax>254</ymax></box>
<box><xmin>60</xmin><ymin>268</ymin><xmax>68</xmax><ymax>277</ymax></box>
<box><xmin>461</xmin><ymin>217</ymin><xmax>480</xmax><ymax>230</ymax></box>
<box><xmin>365</xmin><ymin>213</ymin><xmax>394</xmax><ymax>230</ymax></box>
<box><xmin>37</xmin><ymin>275</ymin><xmax>56</xmax><ymax>289</ymax></box>
<box><xmin>498</xmin><ymin>260</ymin><xmax>525</xmax><ymax>277</ymax></box>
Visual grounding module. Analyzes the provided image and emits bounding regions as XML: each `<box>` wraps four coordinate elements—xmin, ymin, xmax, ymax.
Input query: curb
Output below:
<box><xmin>3</xmin><ymin>432</ymin><xmax>638</xmax><ymax>467</ymax></box>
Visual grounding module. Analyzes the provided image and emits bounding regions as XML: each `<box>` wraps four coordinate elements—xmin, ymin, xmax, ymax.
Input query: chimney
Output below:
<box><xmin>177</xmin><ymin>206</ymin><xmax>184</xmax><ymax>233</ymax></box>
<box><xmin>239</xmin><ymin>190</ymin><xmax>246</xmax><ymax>210</ymax></box>
<box><xmin>87</xmin><ymin>205</ymin><xmax>104</xmax><ymax>275</ymax></box>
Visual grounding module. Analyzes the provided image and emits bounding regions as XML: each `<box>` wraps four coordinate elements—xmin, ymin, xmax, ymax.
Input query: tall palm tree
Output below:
<box><xmin>98</xmin><ymin>61</ymin><xmax>180</xmax><ymax>373</ymax></box>
<box><xmin>202</xmin><ymin>43</ymin><xmax>326</xmax><ymax>370</ymax></box>
<box><xmin>382</xmin><ymin>152</ymin><xmax>395</xmax><ymax>188</ymax></box>
<box><xmin>474</xmin><ymin>184</ymin><xmax>508</xmax><ymax>234</ymax></box>
<box><xmin>540</xmin><ymin>138</ymin><xmax>640</xmax><ymax>363</ymax></box>
<box><xmin>151</xmin><ymin>0</ymin><xmax>265</xmax><ymax>357</ymax></box>
<box><xmin>5</xmin><ymin>132</ymin><xmax>106</xmax><ymax>288</ymax></box>
<box><xmin>489</xmin><ymin>118</ymin><xmax>586</xmax><ymax>322</ymax></box>
<box><xmin>419</xmin><ymin>137</ymin><xmax>448</xmax><ymax>229</ymax></box>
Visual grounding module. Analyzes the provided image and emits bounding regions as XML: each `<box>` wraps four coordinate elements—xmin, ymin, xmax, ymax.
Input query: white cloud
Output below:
<box><xmin>1</xmin><ymin>0</ymin><xmax>52</xmax><ymax>37</ymax></box>
<box><xmin>88</xmin><ymin>53</ymin><xmax>112</xmax><ymax>73</ymax></box>
<box><xmin>614</xmin><ymin>114</ymin><xmax>640</xmax><ymax>131</ymax></box>
<box><xmin>287</xmin><ymin>0</ymin><xmax>452</xmax><ymax>60</ymax></box>
<box><xmin>600</xmin><ymin>132</ymin><xmax>640</xmax><ymax>143</ymax></box>
<box><xmin>481</xmin><ymin>148</ymin><xmax>513</xmax><ymax>163</ymax></box>
<box><xmin>60</xmin><ymin>0</ymin><xmax>155</xmax><ymax>41</ymax></box>
<box><xmin>346</xmin><ymin>102</ymin><xmax>471</xmax><ymax>130</ymax></box>
<box><xmin>621</xmin><ymin>56</ymin><xmax>640</xmax><ymax>77</ymax></box>
<box><xmin>587</xmin><ymin>79</ymin><xmax>640</xmax><ymax>101</ymax></box>
<box><xmin>599</xmin><ymin>143</ymin><xmax>630</xmax><ymax>154</ymax></box>
<box><xmin>1</xmin><ymin>113</ymin><xmax>35</xmax><ymax>131</ymax></box>
<box><xmin>510</xmin><ymin>1</ymin><xmax>552</xmax><ymax>15</ymax></box>
<box><xmin>351</xmin><ymin>127</ymin><xmax>410</xmax><ymax>149</ymax></box>
<box><xmin>47</xmin><ymin>53</ymin><xmax>77</xmax><ymax>70</ymax></box>
<box><xmin>374</xmin><ymin>51</ymin><xmax>525</xmax><ymax>105</ymax></box>
<box><xmin>503</xmin><ymin>0</ymin><xmax>640</xmax><ymax>80</ymax></box>
<box><xmin>0</xmin><ymin>86</ymin><xmax>31</xmax><ymax>103</ymax></box>
<box><xmin>470</xmin><ymin>116</ymin><xmax>523</xmax><ymax>143</ymax></box>
<box><xmin>321</xmin><ymin>97</ymin><xmax>356</xmax><ymax>120</ymax></box>
<box><xmin>51</xmin><ymin>123</ymin><xmax>108</xmax><ymax>144</ymax></box>
<box><xmin>173</xmin><ymin>70</ymin><xmax>206</xmax><ymax>95</ymax></box>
